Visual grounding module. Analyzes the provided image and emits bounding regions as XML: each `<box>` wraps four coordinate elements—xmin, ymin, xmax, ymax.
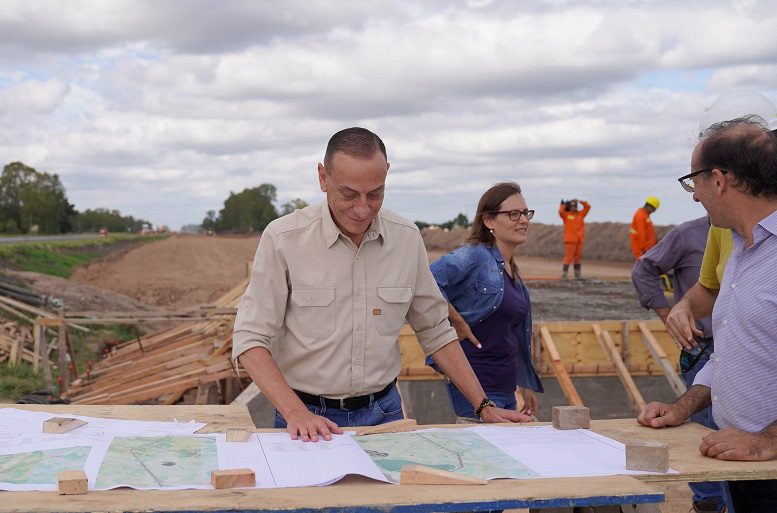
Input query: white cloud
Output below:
<box><xmin>0</xmin><ymin>1</ymin><xmax>776</xmax><ymax>229</ymax></box>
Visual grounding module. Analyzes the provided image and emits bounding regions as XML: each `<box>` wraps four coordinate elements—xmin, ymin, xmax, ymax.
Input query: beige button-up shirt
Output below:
<box><xmin>233</xmin><ymin>201</ymin><xmax>456</xmax><ymax>399</ymax></box>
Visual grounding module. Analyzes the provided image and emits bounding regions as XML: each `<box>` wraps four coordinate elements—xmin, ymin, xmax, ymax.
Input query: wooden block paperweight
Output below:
<box><xmin>356</xmin><ymin>418</ymin><xmax>418</xmax><ymax>435</ymax></box>
<box><xmin>552</xmin><ymin>406</ymin><xmax>590</xmax><ymax>430</ymax></box>
<box><xmin>399</xmin><ymin>465</ymin><xmax>487</xmax><ymax>485</ymax></box>
<box><xmin>211</xmin><ymin>468</ymin><xmax>256</xmax><ymax>489</ymax></box>
<box><xmin>625</xmin><ymin>441</ymin><xmax>669</xmax><ymax>473</ymax></box>
<box><xmin>43</xmin><ymin>417</ymin><xmax>87</xmax><ymax>434</ymax></box>
<box><xmin>57</xmin><ymin>470</ymin><xmax>88</xmax><ymax>495</ymax></box>
<box><xmin>225</xmin><ymin>429</ymin><xmax>252</xmax><ymax>442</ymax></box>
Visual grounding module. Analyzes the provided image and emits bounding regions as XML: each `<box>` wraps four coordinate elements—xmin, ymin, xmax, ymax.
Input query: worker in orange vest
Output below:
<box><xmin>630</xmin><ymin>196</ymin><xmax>660</xmax><ymax>259</ymax></box>
<box><xmin>559</xmin><ymin>198</ymin><xmax>591</xmax><ymax>279</ymax></box>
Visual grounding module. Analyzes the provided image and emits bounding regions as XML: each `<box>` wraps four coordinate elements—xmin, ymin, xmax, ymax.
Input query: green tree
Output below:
<box><xmin>72</xmin><ymin>208</ymin><xmax>150</xmax><ymax>233</ymax></box>
<box><xmin>0</xmin><ymin>162</ymin><xmax>75</xmax><ymax>234</ymax></box>
<box><xmin>201</xmin><ymin>210</ymin><xmax>218</xmax><ymax>232</ymax></box>
<box><xmin>280</xmin><ymin>198</ymin><xmax>309</xmax><ymax>216</ymax></box>
<box><xmin>439</xmin><ymin>212</ymin><xmax>470</xmax><ymax>230</ymax></box>
<box><xmin>213</xmin><ymin>184</ymin><xmax>279</xmax><ymax>232</ymax></box>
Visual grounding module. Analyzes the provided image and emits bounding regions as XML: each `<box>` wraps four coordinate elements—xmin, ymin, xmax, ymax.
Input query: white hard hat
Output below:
<box><xmin>698</xmin><ymin>91</ymin><xmax>777</xmax><ymax>136</ymax></box>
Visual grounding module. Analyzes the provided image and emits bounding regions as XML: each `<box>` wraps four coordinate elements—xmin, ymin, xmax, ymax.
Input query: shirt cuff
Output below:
<box><xmin>642</xmin><ymin>294</ymin><xmax>671</xmax><ymax>311</ymax></box>
<box><xmin>415</xmin><ymin>321</ymin><xmax>458</xmax><ymax>356</ymax></box>
<box><xmin>692</xmin><ymin>358</ymin><xmax>713</xmax><ymax>388</ymax></box>
<box><xmin>231</xmin><ymin>331</ymin><xmax>272</xmax><ymax>376</ymax></box>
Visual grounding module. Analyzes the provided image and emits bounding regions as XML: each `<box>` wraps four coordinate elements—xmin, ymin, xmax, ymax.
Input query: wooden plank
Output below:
<box><xmin>540</xmin><ymin>326</ymin><xmax>583</xmax><ymax>406</ymax></box>
<box><xmin>637</xmin><ymin>322</ymin><xmax>686</xmax><ymax>397</ymax></box>
<box><xmin>592</xmin><ymin>324</ymin><xmax>646</xmax><ymax>413</ymax></box>
<box><xmin>32</xmin><ymin>321</ymin><xmax>41</xmax><ymax>372</ymax></box>
<box><xmin>8</xmin><ymin>333</ymin><xmax>21</xmax><ymax>366</ymax></box>
<box><xmin>57</xmin><ymin>308</ymin><xmax>69</xmax><ymax>389</ymax></box>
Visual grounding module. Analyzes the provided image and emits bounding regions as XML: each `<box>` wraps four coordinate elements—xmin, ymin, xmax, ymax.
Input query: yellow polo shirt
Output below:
<box><xmin>698</xmin><ymin>226</ymin><xmax>734</xmax><ymax>289</ymax></box>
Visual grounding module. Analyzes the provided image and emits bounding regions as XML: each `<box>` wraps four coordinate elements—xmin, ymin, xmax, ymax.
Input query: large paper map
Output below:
<box><xmin>0</xmin><ymin>446</ymin><xmax>91</xmax><ymax>484</ymax></box>
<box><xmin>353</xmin><ymin>429</ymin><xmax>539</xmax><ymax>482</ymax></box>
<box><xmin>96</xmin><ymin>436</ymin><xmax>218</xmax><ymax>489</ymax></box>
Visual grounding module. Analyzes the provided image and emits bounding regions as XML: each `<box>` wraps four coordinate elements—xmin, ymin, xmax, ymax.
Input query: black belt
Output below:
<box><xmin>293</xmin><ymin>379</ymin><xmax>396</xmax><ymax>411</ymax></box>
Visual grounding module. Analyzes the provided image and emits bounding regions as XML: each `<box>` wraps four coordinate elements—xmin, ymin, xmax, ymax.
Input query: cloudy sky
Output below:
<box><xmin>1</xmin><ymin>1</ymin><xmax>776</xmax><ymax>230</ymax></box>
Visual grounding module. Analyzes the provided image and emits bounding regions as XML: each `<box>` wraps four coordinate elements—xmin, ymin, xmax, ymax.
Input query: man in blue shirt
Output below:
<box><xmin>632</xmin><ymin>216</ymin><xmax>726</xmax><ymax>513</ymax></box>
<box><xmin>638</xmin><ymin>118</ymin><xmax>777</xmax><ymax>513</ymax></box>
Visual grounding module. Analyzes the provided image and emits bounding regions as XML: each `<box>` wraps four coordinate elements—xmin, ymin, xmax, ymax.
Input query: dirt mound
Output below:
<box><xmin>9</xmin><ymin>271</ymin><xmax>158</xmax><ymax>313</ymax></box>
<box><xmin>423</xmin><ymin>222</ymin><xmax>674</xmax><ymax>262</ymax></box>
<box><xmin>70</xmin><ymin>234</ymin><xmax>259</xmax><ymax>308</ymax></box>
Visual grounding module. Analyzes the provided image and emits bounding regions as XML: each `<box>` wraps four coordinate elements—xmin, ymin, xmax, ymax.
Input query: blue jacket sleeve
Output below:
<box><xmin>430</xmin><ymin>245</ymin><xmax>477</xmax><ymax>302</ymax></box>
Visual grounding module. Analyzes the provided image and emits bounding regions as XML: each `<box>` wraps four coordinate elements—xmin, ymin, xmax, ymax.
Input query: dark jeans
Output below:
<box><xmin>274</xmin><ymin>386</ymin><xmax>404</xmax><ymax>428</ymax></box>
<box><xmin>728</xmin><ymin>479</ymin><xmax>777</xmax><ymax>513</ymax></box>
<box><xmin>682</xmin><ymin>344</ymin><xmax>728</xmax><ymax>511</ymax></box>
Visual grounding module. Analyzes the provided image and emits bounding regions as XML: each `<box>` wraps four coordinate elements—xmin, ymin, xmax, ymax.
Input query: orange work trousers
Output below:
<box><xmin>563</xmin><ymin>242</ymin><xmax>583</xmax><ymax>265</ymax></box>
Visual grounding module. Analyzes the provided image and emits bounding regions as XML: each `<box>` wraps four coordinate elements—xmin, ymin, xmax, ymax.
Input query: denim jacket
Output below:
<box><xmin>428</xmin><ymin>243</ymin><xmax>543</xmax><ymax>392</ymax></box>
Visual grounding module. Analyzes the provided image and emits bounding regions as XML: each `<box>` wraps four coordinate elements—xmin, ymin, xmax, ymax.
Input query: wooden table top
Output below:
<box><xmin>4</xmin><ymin>405</ymin><xmax>774</xmax><ymax>513</ymax></box>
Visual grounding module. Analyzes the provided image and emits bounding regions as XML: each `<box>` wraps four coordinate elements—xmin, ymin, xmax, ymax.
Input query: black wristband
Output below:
<box><xmin>474</xmin><ymin>397</ymin><xmax>497</xmax><ymax>418</ymax></box>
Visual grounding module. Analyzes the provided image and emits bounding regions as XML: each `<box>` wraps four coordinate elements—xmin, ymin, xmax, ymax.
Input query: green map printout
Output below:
<box><xmin>354</xmin><ymin>429</ymin><xmax>539</xmax><ymax>483</ymax></box>
<box><xmin>0</xmin><ymin>446</ymin><xmax>91</xmax><ymax>484</ymax></box>
<box><xmin>96</xmin><ymin>436</ymin><xmax>218</xmax><ymax>489</ymax></box>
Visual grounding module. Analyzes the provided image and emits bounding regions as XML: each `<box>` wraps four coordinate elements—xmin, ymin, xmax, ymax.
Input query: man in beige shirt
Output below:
<box><xmin>233</xmin><ymin>127</ymin><xmax>532</xmax><ymax>441</ymax></box>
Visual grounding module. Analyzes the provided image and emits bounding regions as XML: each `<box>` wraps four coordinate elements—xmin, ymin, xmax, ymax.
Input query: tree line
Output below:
<box><xmin>201</xmin><ymin>183</ymin><xmax>469</xmax><ymax>234</ymax></box>
<box><xmin>0</xmin><ymin>162</ymin><xmax>150</xmax><ymax>234</ymax></box>
<box><xmin>202</xmin><ymin>184</ymin><xmax>308</xmax><ymax>233</ymax></box>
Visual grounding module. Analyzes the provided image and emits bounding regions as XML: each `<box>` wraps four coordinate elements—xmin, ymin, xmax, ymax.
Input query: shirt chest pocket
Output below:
<box><xmin>290</xmin><ymin>288</ymin><xmax>335</xmax><ymax>338</ymax></box>
<box><xmin>375</xmin><ymin>286</ymin><xmax>413</xmax><ymax>337</ymax></box>
<box><xmin>474</xmin><ymin>281</ymin><xmax>500</xmax><ymax>295</ymax></box>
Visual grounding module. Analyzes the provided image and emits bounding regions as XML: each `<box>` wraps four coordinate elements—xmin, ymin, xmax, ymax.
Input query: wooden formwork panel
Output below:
<box><xmin>398</xmin><ymin>319</ymin><xmax>682</xmax><ymax>380</ymax></box>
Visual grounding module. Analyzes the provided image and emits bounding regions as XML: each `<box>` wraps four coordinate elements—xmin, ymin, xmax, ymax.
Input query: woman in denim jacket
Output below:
<box><xmin>430</xmin><ymin>182</ymin><xmax>543</xmax><ymax>419</ymax></box>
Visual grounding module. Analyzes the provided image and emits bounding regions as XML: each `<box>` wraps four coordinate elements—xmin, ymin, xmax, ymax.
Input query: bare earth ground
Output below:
<box><xmin>69</xmin><ymin>234</ymin><xmax>260</xmax><ymax>309</ymax></box>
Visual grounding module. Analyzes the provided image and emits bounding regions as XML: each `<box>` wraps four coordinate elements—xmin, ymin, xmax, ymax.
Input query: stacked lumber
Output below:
<box><xmin>0</xmin><ymin>320</ymin><xmax>35</xmax><ymax>366</ymax></box>
<box><xmin>63</xmin><ymin>278</ymin><xmax>249</xmax><ymax>405</ymax></box>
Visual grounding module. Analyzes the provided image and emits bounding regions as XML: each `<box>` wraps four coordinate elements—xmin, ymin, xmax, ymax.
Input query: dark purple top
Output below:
<box><xmin>461</xmin><ymin>273</ymin><xmax>529</xmax><ymax>393</ymax></box>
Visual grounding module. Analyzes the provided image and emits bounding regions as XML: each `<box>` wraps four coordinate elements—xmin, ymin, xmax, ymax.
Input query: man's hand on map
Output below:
<box><xmin>284</xmin><ymin>408</ymin><xmax>343</xmax><ymax>442</ymax></box>
<box><xmin>480</xmin><ymin>406</ymin><xmax>535</xmax><ymax>423</ymax></box>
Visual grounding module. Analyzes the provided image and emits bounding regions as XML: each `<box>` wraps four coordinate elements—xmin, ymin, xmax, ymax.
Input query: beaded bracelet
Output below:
<box><xmin>474</xmin><ymin>397</ymin><xmax>497</xmax><ymax>418</ymax></box>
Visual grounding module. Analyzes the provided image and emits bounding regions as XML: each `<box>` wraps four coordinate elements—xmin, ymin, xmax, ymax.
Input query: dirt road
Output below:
<box><xmin>70</xmin><ymin>234</ymin><xmax>259</xmax><ymax>308</ymax></box>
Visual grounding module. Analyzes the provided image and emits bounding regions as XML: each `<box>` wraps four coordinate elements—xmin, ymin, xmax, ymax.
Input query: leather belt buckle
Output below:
<box><xmin>339</xmin><ymin>398</ymin><xmax>347</xmax><ymax>410</ymax></box>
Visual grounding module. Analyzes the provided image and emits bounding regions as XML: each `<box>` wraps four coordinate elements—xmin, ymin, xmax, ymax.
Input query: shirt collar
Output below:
<box><xmin>320</xmin><ymin>201</ymin><xmax>384</xmax><ymax>248</ymax></box>
<box><xmin>487</xmin><ymin>243</ymin><xmax>504</xmax><ymax>263</ymax></box>
<box><xmin>731</xmin><ymin>209</ymin><xmax>777</xmax><ymax>250</ymax></box>
<box><xmin>754</xmin><ymin>209</ymin><xmax>777</xmax><ymax>244</ymax></box>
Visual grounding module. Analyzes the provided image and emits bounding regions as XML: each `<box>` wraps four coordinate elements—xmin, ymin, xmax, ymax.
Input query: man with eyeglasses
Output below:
<box><xmin>638</xmin><ymin>118</ymin><xmax>777</xmax><ymax>512</ymax></box>
<box><xmin>630</xmin><ymin>196</ymin><xmax>660</xmax><ymax>259</ymax></box>
<box><xmin>233</xmin><ymin>127</ymin><xmax>533</xmax><ymax>443</ymax></box>
<box><xmin>558</xmin><ymin>198</ymin><xmax>590</xmax><ymax>279</ymax></box>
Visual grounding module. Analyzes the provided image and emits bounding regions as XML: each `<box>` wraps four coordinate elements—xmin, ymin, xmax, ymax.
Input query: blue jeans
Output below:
<box><xmin>274</xmin><ymin>386</ymin><xmax>404</xmax><ymax>428</ymax></box>
<box><xmin>444</xmin><ymin>380</ymin><xmax>517</xmax><ymax>419</ymax></box>
<box><xmin>683</xmin><ymin>346</ymin><xmax>728</xmax><ymax>511</ymax></box>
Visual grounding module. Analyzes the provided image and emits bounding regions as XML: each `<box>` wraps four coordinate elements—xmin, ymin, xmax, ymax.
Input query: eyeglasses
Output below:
<box><xmin>490</xmin><ymin>209</ymin><xmax>535</xmax><ymax>221</ymax></box>
<box><xmin>677</xmin><ymin>168</ymin><xmax>727</xmax><ymax>192</ymax></box>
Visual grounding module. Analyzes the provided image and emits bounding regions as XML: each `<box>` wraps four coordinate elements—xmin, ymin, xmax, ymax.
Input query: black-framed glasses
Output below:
<box><xmin>677</xmin><ymin>168</ymin><xmax>727</xmax><ymax>192</ymax></box>
<box><xmin>490</xmin><ymin>209</ymin><xmax>535</xmax><ymax>221</ymax></box>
